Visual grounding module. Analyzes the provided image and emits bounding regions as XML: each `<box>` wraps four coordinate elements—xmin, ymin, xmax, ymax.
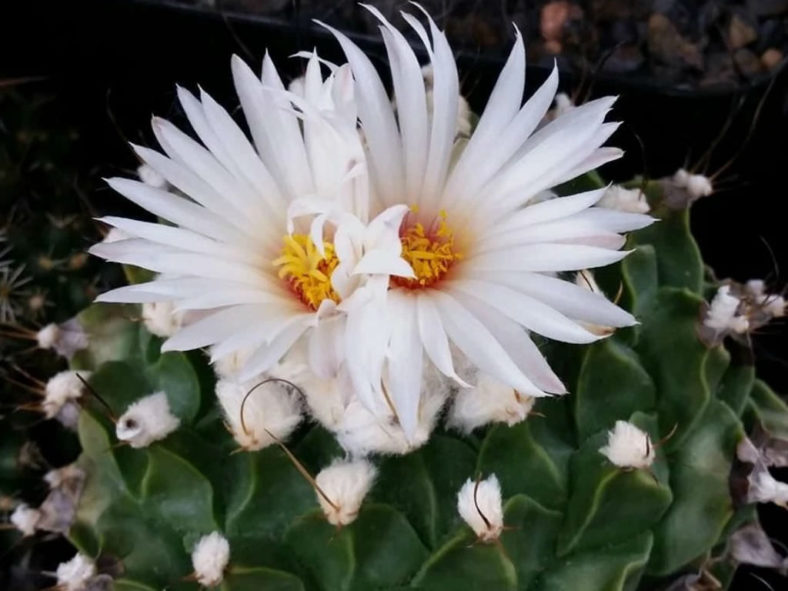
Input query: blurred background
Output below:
<box><xmin>1</xmin><ymin>1</ymin><xmax>787</xmax><ymax>589</ymax></box>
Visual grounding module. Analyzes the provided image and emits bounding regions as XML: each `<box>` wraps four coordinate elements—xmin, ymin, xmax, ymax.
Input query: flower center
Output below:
<box><xmin>394</xmin><ymin>211</ymin><xmax>462</xmax><ymax>289</ymax></box>
<box><xmin>273</xmin><ymin>234</ymin><xmax>340</xmax><ymax>310</ymax></box>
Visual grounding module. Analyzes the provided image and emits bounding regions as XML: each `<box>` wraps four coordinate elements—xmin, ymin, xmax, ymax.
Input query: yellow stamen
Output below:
<box><xmin>395</xmin><ymin>211</ymin><xmax>462</xmax><ymax>289</ymax></box>
<box><xmin>273</xmin><ymin>234</ymin><xmax>339</xmax><ymax>310</ymax></box>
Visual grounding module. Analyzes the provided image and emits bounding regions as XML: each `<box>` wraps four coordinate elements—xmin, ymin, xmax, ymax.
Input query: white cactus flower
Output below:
<box><xmin>448</xmin><ymin>372</ymin><xmax>534</xmax><ymax>432</ymax></box>
<box><xmin>56</xmin><ymin>553</ymin><xmax>96</xmax><ymax>591</ymax></box>
<box><xmin>704</xmin><ymin>285</ymin><xmax>749</xmax><ymax>335</ymax></box>
<box><xmin>457</xmin><ymin>474</ymin><xmax>504</xmax><ymax>542</ymax></box>
<box><xmin>673</xmin><ymin>168</ymin><xmax>713</xmax><ymax>199</ymax></box>
<box><xmin>10</xmin><ymin>503</ymin><xmax>40</xmax><ymax>537</ymax></box>
<box><xmin>36</xmin><ymin>318</ymin><xmax>88</xmax><ymax>359</ymax></box>
<box><xmin>599</xmin><ymin>420</ymin><xmax>655</xmax><ymax>469</ymax></box>
<box><xmin>141</xmin><ymin>300</ymin><xmax>184</xmax><ymax>338</ymax></box>
<box><xmin>598</xmin><ymin>185</ymin><xmax>650</xmax><ymax>214</ymax></box>
<box><xmin>89</xmin><ymin>6</ymin><xmax>651</xmax><ymax>451</ymax></box>
<box><xmin>191</xmin><ymin>531</ymin><xmax>230</xmax><ymax>587</ymax></box>
<box><xmin>215</xmin><ymin>378</ymin><xmax>302</xmax><ymax>451</ymax></box>
<box><xmin>116</xmin><ymin>392</ymin><xmax>180</xmax><ymax>448</ymax></box>
<box><xmin>314</xmin><ymin>459</ymin><xmax>377</xmax><ymax>526</ymax></box>
<box><xmin>43</xmin><ymin>370</ymin><xmax>90</xmax><ymax>419</ymax></box>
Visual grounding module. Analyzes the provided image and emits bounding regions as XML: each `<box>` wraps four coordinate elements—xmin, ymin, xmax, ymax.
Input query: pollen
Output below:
<box><xmin>394</xmin><ymin>211</ymin><xmax>462</xmax><ymax>289</ymax></box>
<box><xmin>273</xmin><ymin>234</ymin><xmax>340</xmax><ymax>310</ymax></box>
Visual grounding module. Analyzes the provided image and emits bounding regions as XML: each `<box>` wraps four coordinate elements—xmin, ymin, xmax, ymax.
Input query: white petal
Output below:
<box><xmin>465</xmin><ymin>243</ymin><xmax>630</xmax><ymax>273</ymax></box>
<box><xmin>97</xmin><ymin>216</ymin><xmax>257</xmax><ymax>263</ymax></box>
<box><xmin>453</xmin><ymin>292</ymin><xmax>565</xmax><ymax>393</ymax></box>
<box><xmin>104</xmin><ymin>177</ymin><xmax>240</xmax><ymax>243</ymax></box>
<box><xmin>240</xmin><ymin>320</ymin><xmax>311</xmax><ymax>381</ymax></box>
<box><xmin>416</xmin><ymin>293</ymin><xmax>470</xmax><ymax>386</ymax></box>
<box><xmin>210</xmin><ymin>309</ymin><xmax>312</xmax><ymax>361</ymax></box>
<box><xmin>487</xmin><ymin>187</ymin><xmax>607</xmax><ymax>235</ymax></box>
<box><xmin>364</xmin><ymin>5</ymin><xmax>429</xmax><ymax>199</ymax></box>
<box><xmin>161</xmin><ymin>305</ymin><xmax>270</xmax><ymax>351</ymax></box>
<box><xmin>477</xmin><ymin>271</ymin><xmax>636</xmax><ymax>328</ymax></box>
<box><xmin>432</xmin><ymin>290</ymin><xmax>543</xmax><ymax>395</ymax></box>
<box><xmin>384</xmin><ymin>292</ymin><xmax>423</xmax><ymax>438</ymax></box>
<box><xmin>353</xmin><ymin>250</ymin><xmax>415</xmax><ymax>278</ymax></box>
<box><xmin>447</xmin><ymin>65</ymin><xmax>559</xmax><ymax>210</ymax></box>
<box><xmin>132</xmin><ymin>144</ymin><xmax>252</xmax><ymax>235</ymax></box>
<box><xmin>410</xmin><ymin>11</ymin><xmax>459</xmax><ymax>212</ymax></box>
<box><xmin>320</xmin><ymin>20</ymin><xmax>404</xmax><ymax>207</ymax></box>
<box><xmin>232</xmin><ymin>54</ymin><xmax>314</xmax><ymax>197</ymax></box>
<box><xmin>448</xmin><ymin>280</ymin><xmax>600</xmax><ymax>344</ymax></box>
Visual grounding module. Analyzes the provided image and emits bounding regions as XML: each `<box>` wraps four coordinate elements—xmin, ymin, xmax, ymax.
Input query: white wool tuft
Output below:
<box><xmin>553</xmin><ymin>92</ymin><xmax>574</xmax><ymax>116</ymax></box>
<box><xmin>599</xmin><ymin>420</ymin><xmax>655</xmax><ymax>469</ymax></box>
<box><xmin>44</xmin><ymin>464</ymin><xmax>85</xmax><ymax>490</ymax></box>
<box><xmin>762</xmin><ymin>295</ymin><xmax>786</xmax><ymax>318</ymax></box>
<box><xmin>746</xmin><ymin>279</ymin><xmax>766</xmax><ymax>296</ymax></box>
<box><xmin>334</xmin><ymin>401</ymin><xmax>410</xmax><ymax>456</ymax></box>
<box><xmin>211</xmin><ymin>346</ymin><xmax>254</xmax><ymax>380</ymax></box>
<box><xmin>215</xmin><ymin>378</ymin><xmax>302</xmax><ymax>451</ymax></box>
<box><xmin>56</xmin><ymin>553</ymin><xmax>96</xmax><ymax>591</ymax></box>
<box><xmin>335</xmin><ymin>385</ymin><xmax>447</xmax><ymax>457</ymax></box>
<box><xmin>704</xmin><ymin>285</ymin><xmax>749</xmax><ymax>335</ymax></box>
<box><xmin>56</xmin><ymin>402</ymin><xmax>82</xmax><ymax>430</ymax></box>
<box><xmin>43</xmin><ymin>370</ymin><xmax>90</xmax><ymax>419</ymax></box>
<box><xmin>673</xmin><ymin>168</ymin><xmax>713</xmax><ymax>199</ymax></box>
<box><xmin>542</xmin><ymin>92</ymin><xmax>575</xmax><ymax>123</ymax></box>
<box><xmin>191</xmin><ymin>531</ymin><xmax>230</xmax><ymax>587</ymax></box>
<box><xmin>142</xmin><ymin>301</ymin><xmax>183</xmax><ymax>338</ymax></box>
<box><xmin>744</xmin><ymin>278</ymin><xmax>786</xmax><ymax>318</ymax></box>
<box><xmin>36</xmin><ymin>323</ymin><xmax>60</xmax><ymax>349</ymax></box>
<box><xmin>598</xmin><ymin>185</ymin><xmax>650</xmax><ymax>213</ymax></box>
<box><xmin>298</xmin><ymin>373</ymin><xmax>348</xmax><ymax>431</ymax></box>
<box><xmin>10</xmin><ymin>503</ymin><xmax>40</xmax><ymax>537</ymax></box>
<box><xmin>573</xmin><ymin>270</ymin><xmax>616</xmax><ymax>336</ymax></box>
<box><xmin>457</xmin><ymin>474</ymin><xmax>504</xmax><ymax>542</ymax></box>
<box><xmin>448</xmin><ymin>373</ymin><xmax>534</xmax><ymax>433</ymax></box>
<box><xmin>116</xmin><ymin>392</ymin><xmax>180</xmax><ymax>448</ymax></box>
<box><xmin>137</xmin><ymin>164</ymin><xmax>168</xmax><ymax>189</ymax></box>
<box><xmin>36</xmin><ymin>318</ymin><xmax>88</xmax><ymax>359</ymax></box>
<box><xmin>747</xmin><ymin>464</ymin><xmax>788</xmax><ymax>507</ymax></box>
<box><xmin>314</xmin><ymin>459</ymin><xmax>377</xmax><ymax>526</ymax></box>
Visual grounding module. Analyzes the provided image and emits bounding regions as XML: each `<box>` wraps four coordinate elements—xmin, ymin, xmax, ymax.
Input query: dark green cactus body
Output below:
<box><xmin>65</xmin><ymin>177</ymin><xmax>783</xmax><ymax>591</ymax></box>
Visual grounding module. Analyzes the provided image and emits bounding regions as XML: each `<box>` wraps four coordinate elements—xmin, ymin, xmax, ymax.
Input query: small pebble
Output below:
<box><xmin>734</xmin><ymin>48</ymin><xmax>764</xmax><ymax>77</ymax></box>
<box><xmin>761</xmin><ymin>47</ymin><xmax>784</xmax><ymax>70</ymax></box>
<box><xmin>728</xmin><ymin>13</ymin><xmax>759</xmax><ymax>49</ymax></box>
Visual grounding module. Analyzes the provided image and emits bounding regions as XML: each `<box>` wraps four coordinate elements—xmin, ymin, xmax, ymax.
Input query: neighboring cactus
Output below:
<box><xmin>50</xmin><ymin>173</ymin><xmax>788</xmax><ymax>591</ymax></box>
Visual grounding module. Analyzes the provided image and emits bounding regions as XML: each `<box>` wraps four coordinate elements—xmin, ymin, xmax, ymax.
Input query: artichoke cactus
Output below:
<box><xmin>46</xmin><ymin>173</ymin><xmax>787</xmax><ymax>591</ymax></box>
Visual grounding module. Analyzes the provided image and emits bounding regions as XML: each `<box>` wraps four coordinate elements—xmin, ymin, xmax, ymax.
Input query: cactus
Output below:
<box><xmin>47</xmin><ymin>171</ymin><xmax>786</xmax><ymax>591</ymax></box>
<box><xmin>3</xmin><ymin>16</ymin><xmax>787</xmax><ymax>590</ymax></box>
